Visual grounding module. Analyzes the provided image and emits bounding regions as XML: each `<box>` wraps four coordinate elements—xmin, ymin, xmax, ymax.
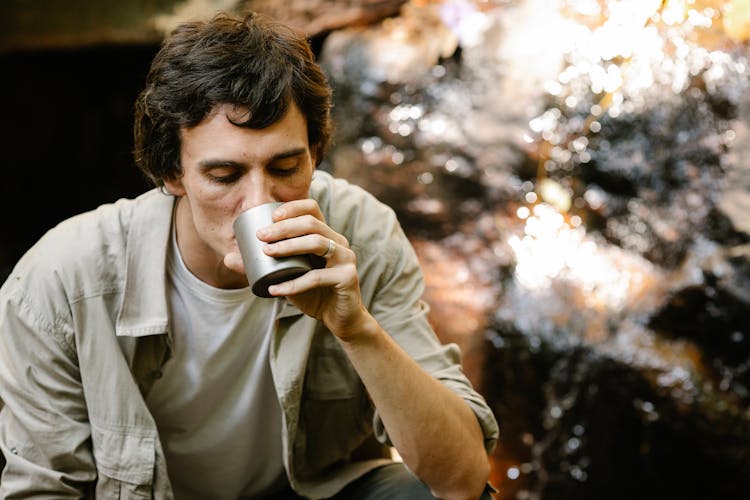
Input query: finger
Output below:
<box><xmin>264</xmin><ymin>234</ymin><xmax>354</xmax><ymax>265</ymax></box>
<box><xmin>267</xmin><ymin>263</ymin><xmax>358</xmax><ymax>297</ymax></box>
<box><xmin>257</xmin><ymin>214</ymin><xmax>324</xmax><ymax>242</ymax></box>
<box><xmin>259</xmin><ymin>215</ymin><xmax>349</xmax><ymax>250</ymax></box>
<box><xmin>319</xmin><ymin>238</ymin><xmax>336</xmax><ymax>260</ymax></box>
<box><xmin>272</xmin><ymin>199</ymin><xmax>324</xmax><ymax>223</ymax></box>
<box><xmin>263</xmin><ymin>233</ymin><xmax>320</xmax><ymax>258</ymax></box>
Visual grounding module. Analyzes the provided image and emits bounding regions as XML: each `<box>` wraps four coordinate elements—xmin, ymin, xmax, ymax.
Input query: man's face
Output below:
<box><xmin>164</xmin><ymin>102</ymin><xmax>315</xmax><ymax>281</ymax></box>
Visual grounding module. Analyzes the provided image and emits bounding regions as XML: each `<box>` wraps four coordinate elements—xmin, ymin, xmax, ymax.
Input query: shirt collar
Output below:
<box><xmin>115</xmin><ymin>189</ymin><xmax>175</xmax><ymax>337</ymax></box>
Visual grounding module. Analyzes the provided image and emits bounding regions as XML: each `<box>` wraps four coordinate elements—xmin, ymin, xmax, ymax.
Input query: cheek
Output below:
<box><xmin>191</xmin><ymin>190</ymin><xmax>238</xmax><ymax>230</ymax></box>
<box><xmin>281</xmin><ymin>171</ymin><xmax>314</xmax><ymax>199</ymax></box>
<box><xmin>281</xmin><ymin>186</ymin><xmax>308</xmax><ymax>200</ymax></box>
<box><xmin>193</xmin><ymin>182</ymin><xmax>241</xmax><ymax>209</ymax></box>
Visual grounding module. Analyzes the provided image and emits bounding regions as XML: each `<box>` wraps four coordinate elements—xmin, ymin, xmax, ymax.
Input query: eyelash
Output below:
<box><xmin>269</xmin><ymin>166</ymin><xmax>298</xmax><ymax>177</ymax></box>
<box><xmin>205</xmin><ymin>161</ymin><xmax>300</xmax><ymax>184</ymax></box>
<box><xmin>208</xmin><ymin>172</ymin><xmax>241</xmax><ymax>184</ymax></box>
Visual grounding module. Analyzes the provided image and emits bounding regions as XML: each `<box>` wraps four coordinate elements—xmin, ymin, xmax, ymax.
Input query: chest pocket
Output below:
<box><xmin>298</xmin><ymin>331</ymin><xmax>374</xmax><ymax>475</ymax></box>
<box><xmin>304</xmin><ymin>333</ymin><xmax>361</xmax><ymax>399</ymax></box>
<box><xmin>91</xmin><ymin>423</ymin><xmax>155</xmax><ymax>499</ymax></box>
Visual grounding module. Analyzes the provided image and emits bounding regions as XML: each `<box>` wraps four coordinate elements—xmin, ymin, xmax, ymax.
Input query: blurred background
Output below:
<box><xmin>2</xmin><ymin>0</ymin><xmax>750</xmax><ymax>498</ymax></box>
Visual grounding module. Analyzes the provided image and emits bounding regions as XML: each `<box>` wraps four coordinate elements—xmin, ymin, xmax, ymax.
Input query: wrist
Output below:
<box><xmin>334</xmin><ymin>306</ymin><xmax>382</xmax><ymax>347</ymax></box>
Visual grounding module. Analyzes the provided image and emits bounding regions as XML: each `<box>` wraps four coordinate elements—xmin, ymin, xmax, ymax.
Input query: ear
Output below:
<box><xmin>163</xmin><ymin>176</ymin><xmax>186</xmax><ymax>196</ymax></box>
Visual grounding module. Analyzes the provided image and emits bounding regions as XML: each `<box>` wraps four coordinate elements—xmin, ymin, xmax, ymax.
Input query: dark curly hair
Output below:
<box><xmin>133</xmin><ymin>12</ymin><xmax>333</xmax><ymax>187</ymax></box>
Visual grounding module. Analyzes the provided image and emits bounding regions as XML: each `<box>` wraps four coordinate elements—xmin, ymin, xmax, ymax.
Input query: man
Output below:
<box><xmin>0</xmin><ymin>12</ymin><xmax>498</xmax><ymax>500</ymax></box>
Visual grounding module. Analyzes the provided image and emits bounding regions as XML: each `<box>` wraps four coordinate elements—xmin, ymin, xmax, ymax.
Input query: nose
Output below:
<box><xmin>239</xmin><ymin>171</ymin><xmax>277</xmax><ymax>211</ymax></box>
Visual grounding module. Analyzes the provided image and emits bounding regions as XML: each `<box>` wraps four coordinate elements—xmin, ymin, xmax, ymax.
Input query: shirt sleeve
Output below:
<box><xmin>0</xmin><ymin>282</ymin><xmax>96</xmax><ymax>497</ymax></box>
<box><xmin>359</xmin><ymin>211</ymin><xmax>500</xmax><ymax>454</ymax></box>
<box><xmin>311</xmin><ymin>170</ymin><xmax>499</xmax><ymax>452</ymax></box>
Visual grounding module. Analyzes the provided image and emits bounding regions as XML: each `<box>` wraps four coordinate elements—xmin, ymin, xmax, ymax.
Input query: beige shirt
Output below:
<box><xmin>0</xmin><ymin>170</ymin><xmax>498</xmax><ymax>499</ymax></box>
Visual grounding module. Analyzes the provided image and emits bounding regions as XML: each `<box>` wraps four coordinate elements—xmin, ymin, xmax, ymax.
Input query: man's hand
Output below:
<box><xmin>224</xmin><ymin>199</ymin><xmax>370</xmax><ymax>341</ymax></box>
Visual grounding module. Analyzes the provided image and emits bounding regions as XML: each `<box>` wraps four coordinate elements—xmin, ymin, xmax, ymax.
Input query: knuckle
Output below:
<box><xmin>340</xmin><ymin>247</ymin><xmax>357</xmax><ymax>265</ymax></box>
<box><xmin>304</xmin><ymin>214</ymin><xmax>321</xmax><ymax>226</ymax></box>
<box><xmin>310</xmin><ymin>271</ymin><xmax>324</xmax><ymax>287</ymax></box>
<box><xmin>303</xmin><ymin>198</ymin><xmax>319</xmax><ymax>210</ymax></box>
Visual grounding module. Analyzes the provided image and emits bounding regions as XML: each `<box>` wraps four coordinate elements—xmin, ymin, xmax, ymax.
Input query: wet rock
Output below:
<box><xmin>411</xmin><ymin>236</ymin><xmax>498</xmax><ymax>387</ymax></box>
<box><xmin>319</xmin><ymin>1</ymin><xmax>750</xmax><ymax>499</ymax></box>
<box><xmin>319</xmin><ymin>0</ymin><xmax>554</xmax><ymax>236</ymax></box>
<box><xmin>246</xmin><ymin>0</ymin><xmax>407</xmax><ymax>36</ymax></box>
<box><xmin>0</xmin><ymin>0</ymin><xmax>406</xmax><ymax>52</ymax></box>
<box><xmin>483</xmin><ymin>325</ymin><xmax>750</xmax><ymax>500</ymax></box>
<box><xmin>717</xmin><ymin>188</ymin><xmax>750</xmax><ymax>237</ymax></box>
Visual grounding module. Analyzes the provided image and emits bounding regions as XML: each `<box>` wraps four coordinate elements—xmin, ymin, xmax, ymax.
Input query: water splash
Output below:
<box><xmin>319</xmin><ymin>1</ymin><xmax>750</xmax><ymax>497</ymax></box>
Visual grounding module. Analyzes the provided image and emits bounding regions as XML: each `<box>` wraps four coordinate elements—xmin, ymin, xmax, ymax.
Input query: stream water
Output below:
<box><xmin>319</xmin><ymin>1</ymin><xmax>750</xmax><ymax>498</ymax></box>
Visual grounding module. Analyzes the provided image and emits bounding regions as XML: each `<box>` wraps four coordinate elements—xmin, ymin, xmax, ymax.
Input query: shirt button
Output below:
<box><xmin>10</xmin><ymin>446</ymin><xmax>18</xmax><ymax>454</ymax></box>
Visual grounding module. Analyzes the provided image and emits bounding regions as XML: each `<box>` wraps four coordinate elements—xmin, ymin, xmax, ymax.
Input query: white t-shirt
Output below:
<box><xmin>145</xmin><ymin>225</ymin><xmax>286</xmax><ymax>499</ymax></box>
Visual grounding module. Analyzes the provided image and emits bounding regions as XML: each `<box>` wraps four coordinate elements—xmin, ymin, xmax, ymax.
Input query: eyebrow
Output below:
<box><xmin>197</xmin><ymin>147</ymin><xmax>308</xmax><ymax>170</ymax></box>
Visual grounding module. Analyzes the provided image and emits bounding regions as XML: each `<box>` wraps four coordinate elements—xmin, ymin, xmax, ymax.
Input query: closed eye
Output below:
<box><xmin>200</xmin><ymin>162</ymin><xmax>243</xmax><ymax>184</ymax></box>
<box><xmin>208</xmin><ymin>171</ymin><xmax>242</xmax><ymax>184</ymax></box>
<box><xmin>269</xmin><ymin>164</ymin><xmax>299</xmax><ymax>177</ymax></box>
<box><xmin>267</xmin><ymin>152</ymin><xmax>305</xmax><ymax>177</ymax></box>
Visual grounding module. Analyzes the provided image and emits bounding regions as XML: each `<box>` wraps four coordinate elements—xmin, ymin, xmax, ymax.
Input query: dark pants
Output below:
<box><xmin>270</xmin><ymin>463</ymin><xmax>493</xmax><ymax>500</ymax></box>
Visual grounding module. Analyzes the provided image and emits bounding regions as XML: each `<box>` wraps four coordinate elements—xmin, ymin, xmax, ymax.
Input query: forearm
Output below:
<box><xmin>256</xmin><ymin>198</ymin><xmax>491</xmax><ymax>497</ymax></box>
<box><xmin>339</xmin><ymin>313</ymin><xmax>490</xmax><ymax>500</ymax></box>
